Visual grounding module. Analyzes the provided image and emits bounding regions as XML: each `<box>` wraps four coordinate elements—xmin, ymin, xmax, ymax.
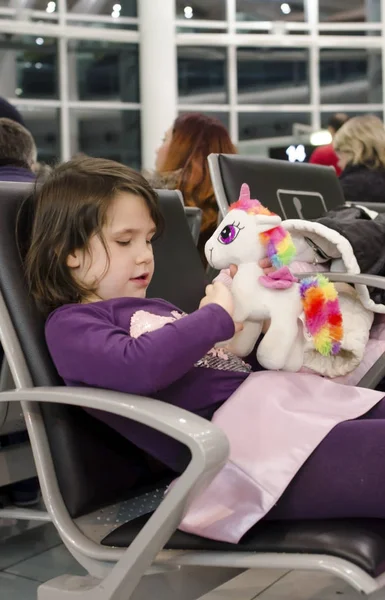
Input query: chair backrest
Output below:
<box><xmin>163</xmin><ymin>188</ymin><xmax>202</xmax><ymax>246</ymax></box>
<box><xmin>184</xmin><ymin>206</ymin><xmax>202</xmax><ymax>246</ymax></box>
<box><xmin>0</xmin><ymin>184</ymin><xmax>206</xmax><ymax>517</ymax></box>
<box><xmin>148</xmin><ymin>191</ymin><xmax>206</xmax><ymax>313</ymax></box>
<box><xmin>208</xmin><ymin>153</ymin><xmax>346</xmax><ymax>219</ymax></box>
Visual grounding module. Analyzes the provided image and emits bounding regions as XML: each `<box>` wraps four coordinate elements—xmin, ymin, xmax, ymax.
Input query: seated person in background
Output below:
<box><xmin>334</xmin><ymin>114</ymin><xmax>385</xmax><ymax>204</ymax></box>
<box><xmin>0</xmin><ymin>118</ymin><xmax>37</xmax><ymax>183</ymax></box>
<box><xmin>309</xmin><ymin>113</ymin><xmax>349</xmax><ymax>176</ymax></box>
<box><xmin>146</xmin><ymin>112</ymin><xmax>237</xmax><ymax>266</ymax></box>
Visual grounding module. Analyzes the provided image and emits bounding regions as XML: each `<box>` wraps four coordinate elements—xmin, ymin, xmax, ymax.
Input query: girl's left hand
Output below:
<box><xmin>229</xmin><ymin>258</ymin><xmax>275</xmax><ymax>279</ymax></box>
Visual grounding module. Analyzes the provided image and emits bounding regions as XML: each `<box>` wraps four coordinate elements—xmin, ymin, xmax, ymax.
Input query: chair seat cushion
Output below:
<box><xmin>102</xmin><ymin>515</ymin><xmax>385</xmax><ymax>577</ymax></box>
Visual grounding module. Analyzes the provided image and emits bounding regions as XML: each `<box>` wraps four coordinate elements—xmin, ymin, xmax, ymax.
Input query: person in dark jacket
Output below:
<box><xmin>316</xmin><ymin>204</ymin><xmax>385</xmax><ymax>306</ymax></box>
<box><xmin>334</xmin><ymin>114</ymin><xmax>385</xmax><ymax>204</ymax></box>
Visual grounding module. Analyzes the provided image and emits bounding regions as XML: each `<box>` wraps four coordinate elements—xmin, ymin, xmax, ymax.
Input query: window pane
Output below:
<box><xmin>0</xmin><ymin>13</ymin><xmax>58</xmax><ymax>25</ymax></box>
<box><xmin>176</xmin><ymin>25</ymin><xmax>226</xmax><ymax>33</ymax></box>
<box><xmin>66</xmin><ymin>19</ymin><xmax>137</xmax><ymax>30</ymax></box>
<box><xmin>0</xmin><ymin>0</ymin><xmax>137</xmax><ymax>11</ymax></box>
<box><xmin>321</xmin><ymin>110</ymin><xmax>383</xmax><ymax>129</ymax></box>
<box><xmin>320</xmin><ymin>49</ymin><xmax>382</xmax><ymax>104</ymax></box>
<box><xmin>0</xmin><ymin>35</ymin><xmax>58</xmax><ymax>99</ymax></box>
<box><xmin>236</xmin><ymin>0</ymin><xmax>305</xmax><ymax>21</ymax></box>
<box><xmin>238</xmin><ymin>112</ymin><xmax>311</xmax><ymax>140</ymax></box>
<box><xmin>237</xmin><ymin>48</ymin><xmax>309</xmax><ymax>104</ymax></box>
<box><xmin>68</xmin><ymin>0</ymin><xmax>137</xmax><ymax>17</ymax></box>
<box><xmin>0</xmin><ymin>0</ymin><xmax>56</xmax><ymax>8</ymax></box>
<box><xmin>319</xmin><ymin>29</ymin><xmax>381</xmax><ymax>37</ymax></box>
<box><xmin>178</xmin><ymin>47</ymin><xmax>227</xmax><ymax>104</ymax></box>
<box><xmin>319</xmin><ymin>0</ymin><xmax>381</xmax><ymax>22</ymax></box>
<box><xmin>19</xmin><ymin>106</ymin><xmax>60</xmax><ymax>165</ymax></box>
<box><xmin>68</xmin><ymin>40</ymin><xmax>139</xmax><ymax>102</ymax></box>
<box><xmin>71</xmin><ymin>109</ymin><xmax>141</xmax><ymax>169</ymax></box>
<box><xmin>176</xmin><ymin>0</ymin><xmax>226</xmax><ymax>20</ymax></box>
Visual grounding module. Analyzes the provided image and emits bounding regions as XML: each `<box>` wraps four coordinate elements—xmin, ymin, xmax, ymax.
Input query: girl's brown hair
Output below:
<box><xmin>161</xmin><ymin>113</ymin><xmax>236</xmax><ymax>237</ymax></box>
<box><xmin>23</xmin><ymin>155</ymin><xmax>163</xmax><ymax>315</ymax></box>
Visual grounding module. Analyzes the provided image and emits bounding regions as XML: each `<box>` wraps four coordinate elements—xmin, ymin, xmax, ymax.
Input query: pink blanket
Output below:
<box><xmin>178</xmin><ymin>371</ymin><xmax>384</xmax><ymax>543</ymax></box>
<box><xmin>180</xmin><ymin>271</ymin><xmax>385</xmax><ymax>543</ymax></box>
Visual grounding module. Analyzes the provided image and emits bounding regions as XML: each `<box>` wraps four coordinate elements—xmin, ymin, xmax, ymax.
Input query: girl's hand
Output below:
<box><xmin>258</xmin><ymin>258</ymin><xmax>275</xmax><ymax>274</ymax></box>
<box><xmin>199</xmin><ymin>282</ymin><xmax>243</xmax><ymax>333</ymax></box>
<box><xmin>229</xmin><ymin>258</ymin><xmax>275</xmax><ymax>279</ymax></box>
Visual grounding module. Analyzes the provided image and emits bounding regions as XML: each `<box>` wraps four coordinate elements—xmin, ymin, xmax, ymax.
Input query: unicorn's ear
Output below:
<box><xmin>254</xmin><ymin>213</ymin><xmax>282</xmax><ymax>233</ymax></box>
<box><xmin>239</xmin><ymin>183</ymin><xmax>250</xmax><ymax>201</ymax></box>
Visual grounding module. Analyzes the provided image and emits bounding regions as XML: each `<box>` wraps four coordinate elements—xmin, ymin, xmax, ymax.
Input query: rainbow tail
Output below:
<box><xmin>300</xmin><ymin>275</ymin><xmax>343</xmax><ymax>356</ymax></box>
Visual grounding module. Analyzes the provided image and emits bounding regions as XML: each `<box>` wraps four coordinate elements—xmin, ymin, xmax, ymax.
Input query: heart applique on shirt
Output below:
<box><xmin>130</xmin><ymin>310</ymin><xmax>184</xmax><ymax>338</ymax></box>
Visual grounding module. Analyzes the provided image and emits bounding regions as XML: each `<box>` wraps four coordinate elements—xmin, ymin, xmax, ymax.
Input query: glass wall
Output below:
<box><xmin>176</xmin><ymin>0</ymin><xmax>385</xmax><ymax>156</ymax></box>
<box><xmin>0</xmin><ymin>0</ymin><xmax>383</xmax><ymax>166</ymax></box>
<box><xmin>0</xmin><ymin>0</ymin><xmax>139</xmax><ymax>164</ymax></box>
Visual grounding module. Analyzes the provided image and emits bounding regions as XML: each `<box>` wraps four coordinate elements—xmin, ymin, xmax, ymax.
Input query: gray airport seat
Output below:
<box><xmin>0</xmin><ymin>182</ymin><xmax>39</xmax><ymax>493</ymax></box>
<box><xmin>2</xmin><ymin>182</ymin><xmax>385</xmax><ymax>599</ymax></box>
<box><xmin>184</xmin><ymin>206</ymin><xmax>202</xmax><ymax>246</ymax></box>
<box><xmin>168</xmin><ymin>187</ymin><xmax>203</xmax><ymax>246</ymax></box>
<box><xmin>208</xmin><ymin>153</ymin><xmax>345</xmax><ymax>219</ymax></box>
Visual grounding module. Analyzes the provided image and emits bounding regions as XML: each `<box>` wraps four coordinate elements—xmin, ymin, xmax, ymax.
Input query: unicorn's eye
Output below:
<box><xmin>218</xmin><ymin>222</ymin><xmax>243</xmax><ymax>245</ymax></box>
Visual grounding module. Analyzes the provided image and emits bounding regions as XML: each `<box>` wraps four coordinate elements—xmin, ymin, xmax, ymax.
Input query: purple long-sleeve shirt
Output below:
<box><xmin>46</xmin><ymin>297</ymin><xmax>251</xmax><ymax>471</ymax></box>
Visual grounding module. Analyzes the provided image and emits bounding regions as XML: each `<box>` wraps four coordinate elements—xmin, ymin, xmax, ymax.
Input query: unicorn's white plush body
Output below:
<box><xmin>226</xmin><ymin>262</ymin><xmax>304</xmax><ymax>371</ymax></box>
<box><xmin>205</xmin><ymin>184</ymin><xmax>343</xmax><ymax>372</ymax></box>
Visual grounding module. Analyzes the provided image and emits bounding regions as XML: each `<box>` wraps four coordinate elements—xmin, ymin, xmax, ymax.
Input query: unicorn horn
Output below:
<box><xmin>239</xmin><ymin>183</ymin><xmax>251</xmax><ymax>201</ymax></box>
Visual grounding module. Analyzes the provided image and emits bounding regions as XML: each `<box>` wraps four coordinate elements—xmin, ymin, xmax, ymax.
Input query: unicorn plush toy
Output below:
<box><xmin>205</xmin><ymin>184</ymin><xmax>343</xmax><ymax>371</ymax></box>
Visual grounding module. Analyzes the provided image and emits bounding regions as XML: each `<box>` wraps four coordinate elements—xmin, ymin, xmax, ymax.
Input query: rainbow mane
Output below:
<box><xmin>230</xmin><ymin>183</ymin><xmax>296</xmax><ymax>268</ymax></box>
<box><xmin>259</xmin><ymin>227</ymin><xmax>297</xmax><ymax>268</ymax></box>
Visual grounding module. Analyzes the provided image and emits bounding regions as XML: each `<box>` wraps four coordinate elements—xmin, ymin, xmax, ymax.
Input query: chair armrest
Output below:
<box><xmin>0</xmin><ymin>386</ymin><xmax>229</xmax><ymax>489</ymax></box>
<box><xmin>0</xmin><ymin>386</ymin><xmax>229</xmax><ymax>596</ymax></box>
<box><xmin>347</xmin><ymin>201</ymin><xmax>385</xmax><ymax>214</ymax></box>
<box><xmin>296</xmin><ymin>271</ymin><xmax>385</xmax><ymax>290</ymax></box>
<box><xmin>0</xmin><ymin>386</ymin><xmax>228</xmax><ymax>466</ymax></box>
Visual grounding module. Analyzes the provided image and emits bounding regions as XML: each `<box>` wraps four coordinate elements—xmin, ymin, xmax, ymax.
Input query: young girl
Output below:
<box><xmin>25</xmin><ymin>156</ymin><xmax>385</xmax><ymax>526</ymax></box>
<box><xmin>26</xmin><ymin>155</ymin><xmax>247</xmax><ymax>474</ymax></box>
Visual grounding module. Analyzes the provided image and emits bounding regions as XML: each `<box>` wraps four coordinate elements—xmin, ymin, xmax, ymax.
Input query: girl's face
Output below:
<box><xmin>155</xmin><ymin>127</ymin><xmax>173</xmax><ymax>171</ymax></box>
<box><xmin>67</xmin><ymin>193</ymin><xmax>156</xmax><ymax>302</ymax></box>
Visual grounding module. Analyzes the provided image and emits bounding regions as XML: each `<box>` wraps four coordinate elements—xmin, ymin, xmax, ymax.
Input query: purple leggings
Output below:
<box><xmin>266</xmin><ymin>397</ymin><xmax>385</xmax><ymax>520</ymax></box>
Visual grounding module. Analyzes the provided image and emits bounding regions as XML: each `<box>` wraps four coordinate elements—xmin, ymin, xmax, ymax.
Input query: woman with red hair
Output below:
<box><xmin>147</xmin><ymin>113</ymin><xmax>237</xmax><ymax>265</ymax></box>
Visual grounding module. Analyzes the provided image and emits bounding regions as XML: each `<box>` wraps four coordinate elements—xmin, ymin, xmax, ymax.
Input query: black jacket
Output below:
<box><xmin>316</xmin><ymin>205</ymin><xmax>385</xmax><ymax>305</ymax></box>
<box><xmin>339</xmin><ymin>163</ymin><xmax>385</xmax><ymax>204</ymax></box>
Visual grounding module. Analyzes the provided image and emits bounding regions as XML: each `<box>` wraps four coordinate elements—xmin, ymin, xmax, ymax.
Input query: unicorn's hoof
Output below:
<box><xmin>257</xmin><ymin>352</ymin><xmax>286</xmax><ymax>371</ymax></box>
<box><xmin>283</xmin><ymin>354</ymin><xmax>304</xmax><ymax>372</ymax></box>
<box><xmin>282</xmin><ymin>362</ymin><xmax>302</xmax><ymax>372</ymax></box>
